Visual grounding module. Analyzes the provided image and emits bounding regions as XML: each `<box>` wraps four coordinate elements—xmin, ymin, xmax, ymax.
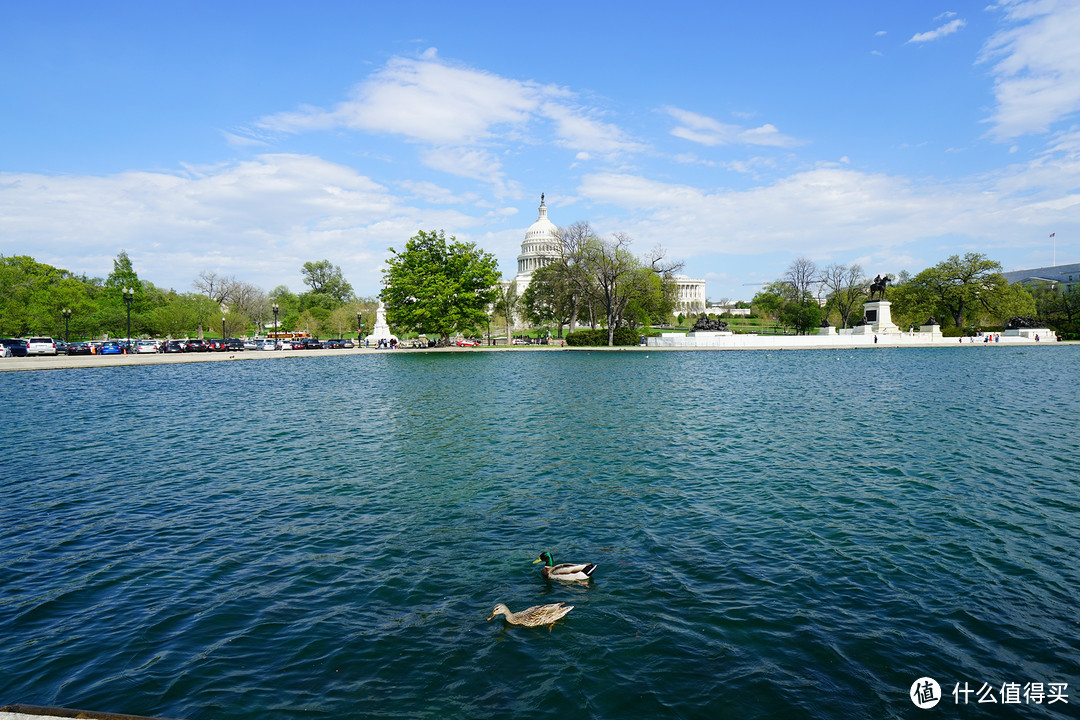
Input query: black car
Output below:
<box><xmin>67</xmin><ymin>341</ymin><xmax>92</xmax><ymax>356</ymax></box>
<box><xmin>162</xmin><ymin>340</ymin><xmax>184</xmax><ymax>353</ymax></box>
<box><xmin>324</xmin><ymin>338</ymin><xmax>344</xmax><ymax>349</ymax></box>
<box><xmin>183</xmin><ymin>339</ymin><xmax>209</xmax><ymax>352</ymax></box>
<box><xmin>207</xmin><ymin>339</ymin><xmax>227</xmax><ymax>351</ymax></box>
<box><xmin>225</xmin><ymin>338</ymin><xmax>245</xmax><ymax>351</ymax></box>
<box><xmin>0</xmin><ymin>338</ymin><xmax>29</xmax><ymax>357</ymax></box>
<box><xmin>301</xmin><ymin>338</ymin><xmax>324</xmax><ymax>350</ymax></box>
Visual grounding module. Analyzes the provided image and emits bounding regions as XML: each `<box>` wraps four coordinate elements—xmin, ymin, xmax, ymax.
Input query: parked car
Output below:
<box><xmin>67</xmin><ymin>341</ymin><xmax>92</xmax><ymax>356</ymax></box>
<box><xmin>0</xmin><ymin>339</ymin><xmax>30</xmax><ymax>357</ymax></box>
<box><xmin>98</xmin><ymin>341</ymin><xmax>123</xmax><ymax>355</ymax></box>
<box><xmin>456</xmin><ymin>339</ymin><xmax>480</xmax><ymax>347</ymax></box>
<box><xmin>260</xmin><ymin>339</ymin><xmax>277</xmax><ymax>351</ymax></box>
<box><xmin>136</xmin><ymin>340</ymin><xmax>159</xmax><ymax>354</ymax></box>
<box><xmin>302</xmin><ymin>338</ymin><xmax>324</xmax><ymax>350</ymax></box>
<box><xmin>225</xmin><ymin>338</ymin><xmax>245</xmax><ymax>351</ymax></box>
<box><xmin>27</xmin><ymin>337</ymin><xmax>59</xmax><ymax>356</ymax></box>
<box><xmin>55</xmin><ymin>341</ymin><xmax>69</xmax><ymax>354</ymax></box>
<box><xmin>162</xmin><ymin>340</ymin><xmax>184</xmax><ymax>353</ymax></box>
<box><xmin>341</xmin><ymin>338</ymin><xmax>355</xmax><ymax>348</ymax></box>
<box><xmin>324</xmin><ymin>338</ymin><xmax>344</xmax><ymax>349</ymax></box>
<box><xmin>243</xmin><ymin>339</ymin><xmax>260</xmax><ymax>350</ymax></box>
<box><xmin>182</xmin><ymin>339</ymin><xmax>209</xmax><ymax>352</ymax></box>
<box><xmin>207</xmin><ymin>339</ymin><xmax>227</xmax><ymax>351</ymax></box>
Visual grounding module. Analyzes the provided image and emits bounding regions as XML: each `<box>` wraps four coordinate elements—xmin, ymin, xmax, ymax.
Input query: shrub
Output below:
<box><xmin>565</xmin><ymin>329</ymin><xmax>606</xmax><ymax>346</ymax></box>
<box><xmin>565</xmin><ymin>327</ymin><xmax>641</xmax><ymax>346</ymax></box>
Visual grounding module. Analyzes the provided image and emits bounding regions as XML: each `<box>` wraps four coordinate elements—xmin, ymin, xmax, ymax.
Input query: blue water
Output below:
<box><xmin>2</xmin><ymin>348</ymin><xmax>1078</xmax><ymax>719</ymax></box>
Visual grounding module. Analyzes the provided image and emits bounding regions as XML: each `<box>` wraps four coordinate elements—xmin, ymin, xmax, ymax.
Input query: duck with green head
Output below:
<box><xmin>533</xmin><ymin>551</ymin><xmax>597</xmax><ymax>582</ymax></box>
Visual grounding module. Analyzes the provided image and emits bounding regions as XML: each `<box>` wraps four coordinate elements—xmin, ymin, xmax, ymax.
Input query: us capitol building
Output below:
<box><xmin>503</xmin><ymin>194</ymin><xmax>706</xmax><ymax>320</ymax></box>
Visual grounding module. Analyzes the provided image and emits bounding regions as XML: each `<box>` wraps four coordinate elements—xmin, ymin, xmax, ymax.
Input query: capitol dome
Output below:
<box><xmin>515</xmin><ymin>193</ymin><xmax>560</xmax><ymax>281</ymax></box>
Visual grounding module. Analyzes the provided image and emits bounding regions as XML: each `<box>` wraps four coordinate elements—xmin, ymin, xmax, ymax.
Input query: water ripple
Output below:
<box><xmin>2</xmin><ymin>348</ymin><xmax>1079</xmax><ymax>719</ymax></box>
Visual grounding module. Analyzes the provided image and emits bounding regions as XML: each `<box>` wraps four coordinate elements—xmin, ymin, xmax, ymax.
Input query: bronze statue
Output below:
<box><xmin>1007</xmin><ymin>316</ymin><xmax>1038</xmax><ymax>329</ymax></box>
<box><xmin>691</xmin><ymin>313</ymin><xmax>729</xmax><ymax>332</ymax></box>
<box><xmin>868</xmin><ymin>274</ymin><xmax>892</xmax><ymax>301</ymax></box>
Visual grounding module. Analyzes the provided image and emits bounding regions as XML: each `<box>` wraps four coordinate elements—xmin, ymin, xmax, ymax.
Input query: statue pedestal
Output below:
<box><xmin>920</xmin><ymin>323</ymin><xmax>943</xmax><ymax>338</ymax></box>
<box><xmin>818</xmin><ymin>325</ymin><xmax>836</xmax><ymax>336</ymax></box>
<box><xmin>364</xmin><ymin>301</ymin><xmax>398</xmax><ymax>345</ymax></box>
<box><xmin>861</xmin><ymin>300</ymin><xmax>899</xmax><ymax>334</ymax></box>
<box><xmin>1003</xmin><ymin>327</ymin><xmax>1055</xmax><ymax>342</ymax></box>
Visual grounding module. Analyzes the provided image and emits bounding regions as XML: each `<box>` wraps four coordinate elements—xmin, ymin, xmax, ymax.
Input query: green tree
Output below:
<box><xmin>521</xmin><ymin>263</ymin><xmax>574</xmax><ymax>336</ymax></box>
<box><xmin>575</xmin><ymin>233</ymin><xmax>682</xmax><ymax>346</ymax></box>
<box><xmin>751</xmin><ymin>283</ymin><xmax>786</xmax><ymax>326</ymax></box>
<box><xmin>301</xmin><ymin>260</ymin><xmax>354</xmax><ymax>305</ymax></box>
<box><xmin>493</xmin><ymin>280</ymin><xmax>520</xmax><ymax>345</ymax></box>
<box><xmin>888</xmin><ymin>273</ymin><xmax>938</xmax><ymax>330</ymax></box>
<box><xmin>909</xmin><ymin>253</ymin><xmax>1023</xmax><ymax>329</ymax></box>
<box><xmin>382</xmin><ymin>230</ymin><xmax>501</xmax><ymax>344</ymax></box>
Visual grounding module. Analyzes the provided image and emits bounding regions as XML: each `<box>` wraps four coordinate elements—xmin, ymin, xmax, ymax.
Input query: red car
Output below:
<box><xmin>456</xmin><ymin>339</ymin><xmax>480</xmax><ymax>347</ymax></box>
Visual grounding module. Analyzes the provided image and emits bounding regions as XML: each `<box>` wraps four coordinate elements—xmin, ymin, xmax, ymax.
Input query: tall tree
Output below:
<box><xmin>381</xmin><ymin>230</ymin><xmax>501</xmax><ymax>344</ymax></box>
<box><xmin>105</xmin><ymin>250</ymin><xmax>143</xmax><ymax>294</ymax></box>
<box><xmin>301</xmin><ymin>260</ymin><xmax>353</xmax><ymax>304</ymax></box>
<box><xmin>819</xmin><ymin>263</ymin><xmax>865</xmax><ymax>328</ymax></box>
<box><xmin>909</xmin><ymin>253</ymin><xmax>1016</xmax><ymax>329</ymax></box>
<box><xmin>193</xmin><ymin>270</ymin><xmax>234</xmax><ymax>306</ymax></box>
<box><xmin>576</xmin><ymin>233</ymin><xmax>682</xmax><ymax>346</ymax></box>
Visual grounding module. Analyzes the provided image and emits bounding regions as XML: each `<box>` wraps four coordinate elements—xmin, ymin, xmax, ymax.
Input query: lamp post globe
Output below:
<box><xmin>272</xmin><ymin>303</ymin><xmax>279</xmax><ymax>349</ymax></box>
<box><xmin>122</xmin><ymin>287</ymin><xmax>133</xmax><ymax>349</ymax></box>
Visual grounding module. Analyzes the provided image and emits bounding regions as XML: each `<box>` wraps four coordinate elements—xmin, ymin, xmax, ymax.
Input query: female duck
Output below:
<box><xmin>533</xmin><ymin>551</ymin><xmax>597</xmax><ymax>582</ymax></box>
<box><xmin>487</xmin><ymin>602</ymin><xmax>573</xmax><ymax>630</ymax></box>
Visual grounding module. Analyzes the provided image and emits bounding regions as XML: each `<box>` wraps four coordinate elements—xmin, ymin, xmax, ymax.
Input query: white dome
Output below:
<box><xmin>515</xmin><ymin>194</ymin><xmax>560</xmax><ymax>280</ymax></box>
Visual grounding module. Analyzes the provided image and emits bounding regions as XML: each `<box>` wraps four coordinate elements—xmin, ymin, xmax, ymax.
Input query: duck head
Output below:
<box><xmin>533</xmin><ymin>551</ymin><xmax>554</xmax><ymax>567</ymax></box>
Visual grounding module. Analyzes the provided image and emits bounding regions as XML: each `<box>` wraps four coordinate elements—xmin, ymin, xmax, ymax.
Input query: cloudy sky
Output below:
<box><xmin>3</xmin><ymin>0</ymin><xmax>1080</xmax><ymax>301</ymax></box>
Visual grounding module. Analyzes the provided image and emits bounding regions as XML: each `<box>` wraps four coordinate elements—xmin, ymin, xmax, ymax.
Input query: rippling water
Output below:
<box><xmin>2</xmin><ymin>348</ymin><xmax>1078</xmax><ymax>719</ymax></box>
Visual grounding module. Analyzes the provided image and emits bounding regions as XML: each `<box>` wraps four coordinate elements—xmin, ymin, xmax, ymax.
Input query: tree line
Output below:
<box><xmin>0</xmin><ymin>251</ymin><xmax>377</xmax><ymax>340</ymax></box>
<box><xmin>750</xmin><ymin>253</ymin><xmax>1078</xmax><ymax>336</ymax></box>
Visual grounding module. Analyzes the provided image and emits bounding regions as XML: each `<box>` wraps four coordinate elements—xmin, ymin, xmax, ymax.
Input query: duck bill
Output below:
<box><xmin>532</xmin><ymin>558</ymin><xmax>542</xmax><ymax>564</ymax></box>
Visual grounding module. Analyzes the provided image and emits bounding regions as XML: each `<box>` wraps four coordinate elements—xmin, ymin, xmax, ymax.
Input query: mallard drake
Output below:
<box><xmin>533</xmin><ymin>551</ymin><xmax>597</xmax><ymax>582</ymax></box>
<box><xmin>487</xmin><ymin>602</ymin><xmax>573</xmax><ymax>629</ymax></box>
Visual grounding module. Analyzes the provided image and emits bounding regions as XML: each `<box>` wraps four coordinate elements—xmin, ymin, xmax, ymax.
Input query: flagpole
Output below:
<box><xmin>1051</xmin><ymin>232</ymin><xmax>1056</xmax><ymax>266</ymax></box>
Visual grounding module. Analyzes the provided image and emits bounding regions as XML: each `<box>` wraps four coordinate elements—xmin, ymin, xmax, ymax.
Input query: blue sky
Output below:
<box><xmin>3</xmin><ymin>0</ymin><xmax>1079</xmax><ymax>302</ymax></box>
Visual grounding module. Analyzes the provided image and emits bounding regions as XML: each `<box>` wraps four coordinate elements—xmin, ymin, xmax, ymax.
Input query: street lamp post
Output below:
<box><xmin>62</xmin><ymin>308</ymin><xmax>71</xmax><ymax>344</ymax></box>
<box><xmin>123</xmin><ymin>287</ymin><xmax>134</xmax><ymax>349</ymax></box>
<box><xmin>222</xmin><ymin>316</ymin><xmax>226</xmax><ymax>341</ymax></box>
<box><xmin>357</xmin><ymin>312</ymin><xmax>363</xmax><ymax>346</ymax></box>
<box><xmin>272</xmin><ymin>303</ymin><xmax>279</xmax><ymax>349</ymax></box>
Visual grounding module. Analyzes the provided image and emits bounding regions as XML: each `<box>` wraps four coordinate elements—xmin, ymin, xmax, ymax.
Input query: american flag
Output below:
<box><xmin>1050</xmin><ymin>232</ymin><xmax>1056</xmax><ymax>238</ymax></box>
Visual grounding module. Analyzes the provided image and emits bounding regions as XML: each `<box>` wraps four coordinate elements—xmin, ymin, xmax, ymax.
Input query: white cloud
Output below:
<box><xmin>981</xmin><ymin>0</ymin><xmax>1080</xmax><ymax>139</ymax></box>
<box><xmin>421</xmin><ymin>147</ymin><xmax>518</xmax><ymax>198</ymax></box>
<box><xmin>577</xmin><ymin>131</ymin><xmax>1080</xmax><ymax>263</ymax></box>
<box><xmin>909</xmin><ymin>18</ymin><xmax>967</xmax><ymax>43</ymax></box>
<box><xmin>0</xmin><ymin>155</ymin><xmax>478</xmax><ymax>294</ymax></box>
<box><xmin>541</xmin><ymin>103</ymin><xmax>645</xmax><ymax>155</ymax></box>
<box><xmin>666</xmin><ymin>107</ymin><xmax>802</xmax><ymax>148</ymax></box>
<box><xmin>259</xmin><ymin>52</ymin><xmax>548</xmax><ymax>146</ymax></box>
<box><xmin>250</xmin><ymin>50</ymin><xmax>644</xmax><ymax>190</ymax></box>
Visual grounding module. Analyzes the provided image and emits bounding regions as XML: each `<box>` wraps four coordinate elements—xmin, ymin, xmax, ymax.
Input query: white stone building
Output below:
<box><xmin>671</xmin><ymin>274</ymin><xmax>707</xmax><ymax>316</ymax></box>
